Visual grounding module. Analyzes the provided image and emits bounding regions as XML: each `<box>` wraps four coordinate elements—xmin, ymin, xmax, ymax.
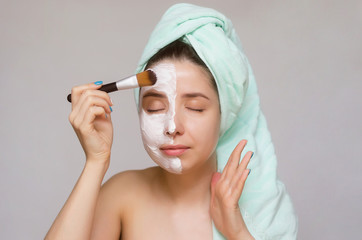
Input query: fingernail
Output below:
<box><xmin>105</xmin><ymin>113</ymin><xmax>108</xmax><ymax>118</ymax></box>
<box><xmin>109</xmin><ymin>106</ymin><xmax>113</xmax><ymax>112</ymax></box>
<box><xmin>251</xmin><ymin>152</ymin><xmax>254</xmax><ymax>159</ymax></box>
<box><xmin>248</xmin><ymin>169</ymin><xmax>251</xmax><ymax>176</ymax></box>
<box><xmin>94</xmin><ymin>81</ymin><xmax>103</xmax><ymax>85</ymax></box>
<box><xmin>110</xmin><ymin>98</ymin><xmax>114</xmax><ymax>105</ymax></box>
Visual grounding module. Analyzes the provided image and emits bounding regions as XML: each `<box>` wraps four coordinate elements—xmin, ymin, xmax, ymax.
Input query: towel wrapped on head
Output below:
<box><xmin>134</xmin><ymin>3</ymin><xmax>297</xmax><ymax>239</ymax></box>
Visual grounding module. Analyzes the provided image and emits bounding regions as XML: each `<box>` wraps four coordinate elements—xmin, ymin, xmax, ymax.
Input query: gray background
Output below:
<box><xmin>1</xmin><ymin>0</ymin><xmax>361</xmax><ymax>239</ymax></box>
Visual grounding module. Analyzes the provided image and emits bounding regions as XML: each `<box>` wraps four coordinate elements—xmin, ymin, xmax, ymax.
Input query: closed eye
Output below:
<box><xmin>147</xmin><ymin>108</ymin><xmax>165</xmax><ymax>113</ymax></box>
<box><xmin>186</xmin><ymin>107</ymin><xmax>204</xmax><ymax>112</ymax></box>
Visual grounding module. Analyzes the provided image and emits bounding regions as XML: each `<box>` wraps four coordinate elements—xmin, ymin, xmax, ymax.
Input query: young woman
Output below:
<box><xmin>46</xmin><ymin>4</ymin><xmax>297</xmax><ymax>240</ymax></box>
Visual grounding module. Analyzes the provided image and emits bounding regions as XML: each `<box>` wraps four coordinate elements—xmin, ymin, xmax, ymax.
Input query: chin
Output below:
<box><xmin>145</xmin><ymin>147</ymin><xmax>183</xmax><ymax>174</ymax></box>
<box><xmin>159</xmin><ymin>165</ymin><xmax>184</xmax><ymax>175</ymax></box>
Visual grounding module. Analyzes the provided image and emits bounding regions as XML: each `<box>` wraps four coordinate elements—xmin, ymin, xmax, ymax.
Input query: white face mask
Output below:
<box><xmin>139</xmin><ymin>63</ymin><xmax>182</xmax><ymax>174</ymax></box>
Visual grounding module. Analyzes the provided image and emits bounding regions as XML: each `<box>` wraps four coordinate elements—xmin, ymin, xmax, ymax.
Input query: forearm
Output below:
<box><xmin>226</xmin><ymin>224</ymin><xmax>254</xmax><ymax>240</ymax></box>
<box><xmin>45</xmin><ymin>160</ymin><xmax>109</xmax><ymax>240</ymax></box>
<box><xmin>228</xmin><ymin>232</ymin><xmax>254</xmax><ymax>240</ymax></box>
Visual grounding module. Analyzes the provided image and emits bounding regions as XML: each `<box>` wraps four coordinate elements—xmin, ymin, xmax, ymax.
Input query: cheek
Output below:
<box><xmin>140</xmin><ymin>110</ymin><xmax>163</xmax><ymax>145</ymax></box>
<box><xmin>140</xmin><ymin>110</ymin><xmax>169</xmax><ymax>146</ymax></box>
<box><xmin>187</xmin><ymin>112</ymin><xmax>220</xmax><ymax>149</ymax></box>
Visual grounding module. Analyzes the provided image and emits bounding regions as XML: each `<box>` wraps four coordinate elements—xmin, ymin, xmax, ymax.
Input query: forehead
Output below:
<box><xmin>140</xmin><ymin>62</ymin><xmax>176</xmax><ymax>97</ymax></box>
<box><xmin>141</xmin><ymin>59</ymin><xmax>215</xmax><ymax>96</ymax></box>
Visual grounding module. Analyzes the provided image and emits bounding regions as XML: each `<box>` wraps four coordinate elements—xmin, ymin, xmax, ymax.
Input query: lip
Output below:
<box><xmin>160</xmin><ymin>144</ymin><xmax>190</xmax><ymax>157</ymax></box>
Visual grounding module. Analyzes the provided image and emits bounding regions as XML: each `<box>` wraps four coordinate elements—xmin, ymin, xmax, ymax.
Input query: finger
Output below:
<box><xmin>71</xmin><ymin>89</ymin><xmax>112</xmax><ymax>125</ymax></box>
<box><xmin>73</xmin><ymin>88</ymin><xmax>113</xmax><ymax>114</ymax></box>
<box><xmin>78</xmin><ymin>94</ymin><xmax>112</xmax><ymax>123</ymax></box>
<box><xmin>211</xmin><ymin>172</ymin><xmax>221</xmax><ymax>189</ymax></box>
<box><xmin>237</xmin><ymin>151</ymin><xmax>253</xmax><ymax>173</ymax></box>
<box><xmin>231</xmin><ymin>151</ymin><xmax>252</xmax><ymax>190</ymax></box>
<box><xmin>70</xmin><ymin>81</ymin><xmax>104</xmax><ymax>107</ymax></box>
<box><xmin>221</xmin><ymin>140</ymin><xmax>247</xmax><ymax>180</ymax></box>
<box><xmin>81</xmin><ymin>105</ymin><xmax>108</xmax><ymax>131</ymax></box>
<box><xmin>210</xmin><ymin>172</ymin><xmax>221</xmax><ymax>204</ymax></box>
<box><xmin>231</xmin><ymin>169</ymin><xmax>250</xmax><ymax>200</ymax></box>
<box><xmin>71</xmin><ymin>94</ymin><xmax>112</xmax><ymax>129</ymax></box>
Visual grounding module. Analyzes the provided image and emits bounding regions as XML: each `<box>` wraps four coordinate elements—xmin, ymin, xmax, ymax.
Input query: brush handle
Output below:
<box><xmin>67</xmin><ymin>82</ymin><xmax>117</xmax><ymax>102</ymax></box>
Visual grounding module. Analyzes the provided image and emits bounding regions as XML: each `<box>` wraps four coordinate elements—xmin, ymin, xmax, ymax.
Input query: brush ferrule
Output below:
<box><xmin>116</xmin><ymin>75</ymin><xmax>139</xmax><ymax>90</ymax></box>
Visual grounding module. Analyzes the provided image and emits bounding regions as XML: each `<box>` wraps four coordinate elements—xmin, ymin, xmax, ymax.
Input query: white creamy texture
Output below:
<box><xmin>139</xmin><ymin>63</ymin><xmax>182</xmax><ymax>174</ymax></box>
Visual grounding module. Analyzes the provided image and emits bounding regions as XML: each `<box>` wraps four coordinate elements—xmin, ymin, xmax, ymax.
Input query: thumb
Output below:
<box><xmin>211</xmin><ymin>172</ymin><xmax>221</xmax><ymax>194</ymax></box>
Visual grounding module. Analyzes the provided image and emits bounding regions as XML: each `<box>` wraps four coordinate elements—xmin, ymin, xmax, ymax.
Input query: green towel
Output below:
<box><xmin>134</xmin><ymin>3</ymin><xmax>297</xmax><ymax>239</ymax></box>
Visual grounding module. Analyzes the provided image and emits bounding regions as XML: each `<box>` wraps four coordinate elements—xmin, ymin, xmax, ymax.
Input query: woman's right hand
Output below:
<box><xmin>68</xmin><ymin>82</ymin><xmax>114</xmax><ymax>166</ymax></box>
<box><xmin>45</xmin><ymin>82</ymin><xmax>113</xmax><ymax>239</ymax></box>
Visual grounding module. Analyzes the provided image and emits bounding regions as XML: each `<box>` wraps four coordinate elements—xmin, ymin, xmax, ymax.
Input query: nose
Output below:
<box><xmin>164</xmin><ymin>112</ymin><xmax>184</xmax><ymax>137</ymax></box>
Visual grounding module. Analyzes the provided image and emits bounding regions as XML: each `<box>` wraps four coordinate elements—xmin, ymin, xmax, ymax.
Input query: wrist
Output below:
<box><xmin>84</xmin><ymin>158</ymin><xmax>110</xmax><ymax>176</ymax></box>
<box><xmin>227</xmin><ymin>232</ymin><xmax>254</xmax><ymax>240</ymax></box>
<box><xmin>226</xmin><ymin>228</ymin><xmax>254</xmax><ymax>240</ymax></box>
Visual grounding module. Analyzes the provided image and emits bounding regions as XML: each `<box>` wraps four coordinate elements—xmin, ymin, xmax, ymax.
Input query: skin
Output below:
<box><xmin>139</xmin><ymin>62</ymin><xmax>182</xmax><ymax>174</ymax></box>
<box><xmin>45</xmin><ymin>59</ymin><xmax>254</xmax><ymax>240</ymax></box>
<box><xmin>139</xmin><ymin>61</ymin><xmax>220</xmax><ymax>175</ymax></box>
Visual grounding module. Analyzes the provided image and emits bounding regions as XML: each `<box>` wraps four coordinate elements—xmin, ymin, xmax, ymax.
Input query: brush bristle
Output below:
<box><xmin>137</xmin><ymin>70</ymin><xmax>157</xmax><ymax>87</ymax></box>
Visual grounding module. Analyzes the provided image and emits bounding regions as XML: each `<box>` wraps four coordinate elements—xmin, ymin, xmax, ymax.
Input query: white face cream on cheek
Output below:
<box><xmin>139</xmin><ymin>63</ymin><xmax>182</xmax><ymax>174</ymax></box>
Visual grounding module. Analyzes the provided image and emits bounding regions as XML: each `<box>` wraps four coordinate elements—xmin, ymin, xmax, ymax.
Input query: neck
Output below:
<box><xmin>158</xmin><ymin>154</ymin><xmax>217</xmax><ymax>207</ymax></box>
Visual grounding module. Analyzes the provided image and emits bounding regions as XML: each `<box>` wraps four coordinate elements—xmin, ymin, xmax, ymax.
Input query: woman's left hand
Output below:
<box><xmin>210</xmin><ymin>140</ymin><xmax>254</xmax><ymax>240</ymax></box>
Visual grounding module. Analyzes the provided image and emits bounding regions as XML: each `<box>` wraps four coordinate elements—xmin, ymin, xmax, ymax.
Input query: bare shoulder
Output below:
<box><xmin>104</xmin><ymin>166</ymin><xmax>160</xmax><ymax>189</ymax></box>
<box><xmin>99</xmin><ymin>166</ymin><xmax>160</xmax><ymax>206</ymax></box>
<box><xmin>91</xmin><ymin>167</ymin><xmax>161</xmax><ymax>239</ymax></box>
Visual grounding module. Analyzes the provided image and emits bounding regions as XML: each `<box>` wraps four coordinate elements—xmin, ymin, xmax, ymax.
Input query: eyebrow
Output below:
<box><xmin>182</xmin><ymin>93</ymin><xmax>210</xmax><ymax>100</ymax></box>
<box><xmin>142</xmin><ymin>91</ymin><xmax>166</xmax><ymax>99</ymax></box>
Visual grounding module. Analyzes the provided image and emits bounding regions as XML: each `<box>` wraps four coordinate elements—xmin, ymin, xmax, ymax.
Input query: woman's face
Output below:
<box><xmin>139</xmin><ymin>59</ymin><xmax>220</xmax><ymax>174</ymax></box>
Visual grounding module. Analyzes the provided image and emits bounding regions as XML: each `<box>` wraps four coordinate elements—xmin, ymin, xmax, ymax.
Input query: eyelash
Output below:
<box><xmin>147</xmin><ymin>108</ymin><xmax>204</xmax><ymax>113</ymax></box>
<box><xmin>147</xmin><ymin>109</ymin><xmax>165</xmax><ymax>113</ymax></box>
<box><xmin>187</xmin><ymin>107</ymin><xmax>204</xmax><ymax>112</ymax></box>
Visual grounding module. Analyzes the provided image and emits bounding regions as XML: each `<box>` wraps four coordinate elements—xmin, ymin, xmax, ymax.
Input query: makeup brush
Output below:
<box><xmin>67</xmin><ymin>69</ymin><xmax>157</xmax><ymax>102</ymax></box>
